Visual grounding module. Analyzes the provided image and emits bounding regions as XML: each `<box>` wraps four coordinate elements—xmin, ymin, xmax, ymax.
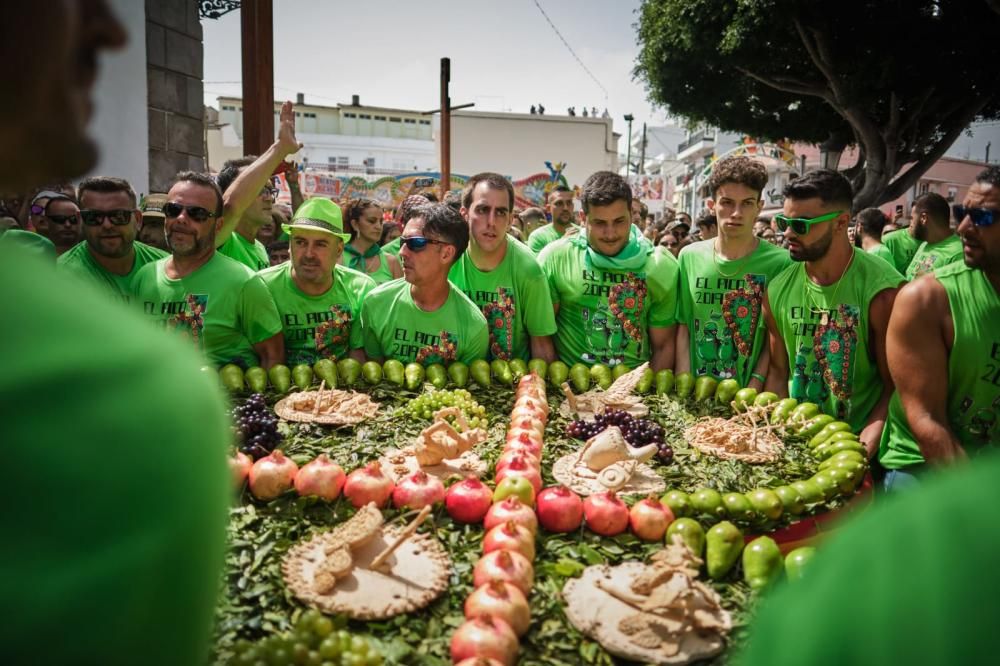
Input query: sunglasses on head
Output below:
<box><xmin>259</xmin><ymin>186</ymin><xmax>278</xmax><ymax>202</ymax></box>
<box><xmin>402</xmin><ymin>236</ymin><xmax>450</xmax><ymax>252</ymax></box>
<box><xmin>46</xmin><ymin>213</ymin><xmax>79</xmax><ymax>225</ymax></box>
<box><xmin>162</xmin><ymin>202</ymin><xmax>218</xmax><ymax>223</ymax></box>
<box><xmin>80</xmin><ymin>209</ymin><xmax>133</xmax><ymax>227</ymax></box>
<box><xmin>952</xmin><ymin>204</ymin><xmax>998</xmax><ymax>228</ymax></box>
<box><xmin>773</xmin><ymin>210</ymin><xmax>843</xmax><ymax>235</ymax></box>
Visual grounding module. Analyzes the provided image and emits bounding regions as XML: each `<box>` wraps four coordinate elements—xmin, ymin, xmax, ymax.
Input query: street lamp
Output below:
<box><xmin>819</xmin><ymin>136</ymin><xmax>844</xmax><ymax>171</ymax></box>
<box><xmin>624</xmin><ymin>114</ymin><xmax>634</xmax><ymax>175</ymax></box>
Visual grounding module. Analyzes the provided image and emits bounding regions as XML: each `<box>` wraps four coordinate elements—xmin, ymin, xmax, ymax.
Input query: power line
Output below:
<box><xmin>531</xmin><ymin>0</ymin><xmax>608</xmax><ymax>101</ymax></box>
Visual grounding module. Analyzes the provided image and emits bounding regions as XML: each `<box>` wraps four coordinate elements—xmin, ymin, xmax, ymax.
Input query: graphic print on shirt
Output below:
<box><xmin>313</xmin><ymin>304</ymin><xmax>352</xmax><ymax>361</ymax></box>
<box><xmin>692</xmin><ymin>272</ymin><xmax>764</xmax><ymax>379</ymax></box>
<box><xmin>790</xmin><ymin>303</ymin><xmax>860</xmax><ymax>419</ymax></box>
<box><xmin>414</xmin><ymin>330</ymin><xmax>459</xmax><ymax>365</ymax></box>
<box><xmin>168</xmin><ymin>293</ymin><xmax>207</xmax><ymax>348</ymax></box>
<box><xmin>582</xmin><ymin>272</ymin><xmax>646</xmax><ymax>366</ymax></box>
<box><xmin>482</xmin><ymin>287</ymin><xmax>516</xmax><ymax>361</ymax></box>
<box><xmin>909</xmin><ymin>253</ymin><xmax>939</xmax><ymax>279</ymax></box>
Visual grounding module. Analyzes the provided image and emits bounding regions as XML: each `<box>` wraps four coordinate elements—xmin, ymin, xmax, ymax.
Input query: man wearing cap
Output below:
<box><xmin>35</xmin><ymin>191</ymin><xmax>82</xmax><ymax>255</ymax></box>
<box><xmin>138</xmin><ymin>193</ymin><xmax>169</xmax><ymax>251</ymax></box>
<box><xmin>448</xmin><ymin>172</ymin><xmax>558</xmax><ymax>362</ymax></box>
<box><xmin>360</xmin><ymin>203</ymin><xmax>489</xmax><ymax>365</ymax></box>
<box><xmin>132</xmin><ymin>171</ymin><xmax>285</xmax><ymax>369</ymax></box>
<box><xmin>57</xmin><ymin>177</ymin><xmax>167</xmax><ymax>301</ymax></box>
<box><xmin>258</xmin><ymin>199</ymin><xmax>376</xmax><ymax>365</ymax></box>
<box><xmin>527</xmin><ymin>185</ymin><xmax>580</xmax><ymax>254</ymax></box>
<box><xmin>212</xmin><ymin>101</ymin><xmax>304</xmax><ymax>271</ymax></box>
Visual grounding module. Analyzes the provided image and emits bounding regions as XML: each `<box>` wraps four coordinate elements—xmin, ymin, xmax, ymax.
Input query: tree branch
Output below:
<box><xmin>735</xmin><ymin>66</ymin><xmax>828</xmax><ymax>99</ymax></box>
<box><xmin>793</xmin><ymin>20</ymin><xmax>845</xmax><ymax>103</ymax></box>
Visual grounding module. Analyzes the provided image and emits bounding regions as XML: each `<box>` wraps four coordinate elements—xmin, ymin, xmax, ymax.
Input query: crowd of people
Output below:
<box><xmin>3</xmin><ymin>2</ymin><xmax>1000</xmax><ymax>664</ymax></box>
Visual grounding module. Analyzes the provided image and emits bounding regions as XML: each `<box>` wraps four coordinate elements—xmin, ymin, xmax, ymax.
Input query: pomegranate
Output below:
<box><xmin>535</xmin><ymin>485</ymin><xmax>584</xmax><ymax>533</ymax></box>
<box><xmin>494</xmin><ymin>456</ymin><xmax>543</xmax><ymax>495</ymax></box>
<box><xmin>450</xmin><ymin>614</ymin><xmax>518</xmax><ymax>666</ymax></box>
<box><xmin>511</xmin><ymin>400</ymin><xmax>547</xmax><ymax>423</ymax></box>
<box><xmin>510</xmin><ymin>414</ymin><xmax>545</xmax><ymax>437</ymax></box>
<box><xmin>495</xmin><ymin>448</ymin><xmax>540</xmax><ymax>473</ymax></box>
<box><xmin>343</xmin><ymin>461</ymin><xmax>394</xmax><ymax>508</ymax></box>
<box><xmin>503</xmin><ymin>428</ymin><xmax>543</xmax><ymax>455</ymax></box>
<box><xmin>393</xmin><ymin>470</ymin><xmax>446</xmax><ymax>510</ymax></box>
<box><xmin>293</xmin><ymin>453</ymin><xmax>346</xmax><ymax>501</ymax></box>
<box><xmin>483</xmin><ymin>521</ymin><xmax>536</xmax><ymax>560</ymax></box>
<box><xmin>514</xmin><ymin>392</ymin><xmax>548</xmax><ymax>414</ymax></box>
<box><xmin>445</xmin><ymin>476</ymin><xmax>493</xmax><ymax>523</ymax></box>
<box><xmin>230</xmin><ymin>451</ymin><xmax>252</xmax><ymax>488</ymax></box>
<box><xmin>484</xmin><ymin>496</ymin><xmax>538</xmax><ymax>534</ymax></box>
<box><xmin>473</xmin><ymin>550</ymin><xmax>534</xmax><ymax>595</ymax></box>
<box><xmin>464</xmin><ymin>581</ymin><xmax>531</xmax><ymax>636</ymax></box>
<box><xmin>454</xmin><ymin>658</ymin><xmax>505</xmax><ymax>666</ymax></box>
<box><xmin>583</xmin><ymin>491</ymin><xmax>629</xmax><ymax>536</ymax></box>
<box><xmin>249</xmin><ymin>449</ymin><xmax>298</xmax><ymax>501</ymax></box>
<box><xmin>628</xmin><ymin>495</ymin><xmax>675</xmax><ymax>541</ymax></box>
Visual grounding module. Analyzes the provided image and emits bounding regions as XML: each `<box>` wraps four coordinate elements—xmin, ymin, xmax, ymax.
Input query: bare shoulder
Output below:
<box><xmin>894</xmin><ymin>273</ymin><xmax>949</xmax><ymax>318</ymax></box>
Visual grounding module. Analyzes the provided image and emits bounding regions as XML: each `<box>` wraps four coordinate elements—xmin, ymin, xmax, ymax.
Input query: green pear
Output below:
<box><xmin>705</xmin><ymin>521</ymin><xmax>743</xmax><ymax>580</ymax></box>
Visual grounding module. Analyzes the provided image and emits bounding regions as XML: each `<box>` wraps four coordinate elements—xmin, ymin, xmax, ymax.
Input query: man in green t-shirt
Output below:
<box><xmin>526</xmin><ymin>185</ymin><xmax>580</xmax><ymax>254</ymax></box>
<box><xmin>259</xmin><ymin>198</ymin><xmax>376</xmax><ymax>365</ymax></box>
<box><xmin>214</xmin><ymin>101</ymin><xmax>304</xmax><ymax>270</ymax></box>
<box><xmin>132</xmin><ymin>172</ymin><xmax>284</xmax><ymax>368</ymax></box>
<box><xmin>676</xmin><ymin>156</ymin><xmax>791</xmax><ymax>389</ymax></box>
<box><xmin>360</xmin><ymin>203</ymin><xmax>489</xmax><ymax>365</ymax></box>
<box><xmin>0</xmin><ymin>5</ymin><xmax>230</xmax><ymax>665</ymax></box>
<box><xmin>879</xmin><ymin>166</ymin><xmax>1000</xmax><ymax>489</ymax></box>
<box><xmin>539</xmin><ymin>171</ymin><xmax>679</xmax><ymax>370</ymax></box>
<box><xmin>903</xmin><ymin>191</ymin><xmax>964</xmax><ymax>280</ymax></box>
<box><xmin>449</xmin><ymin>172</ymin><xmax>558</xmax><ymax>362</ymax></box>
<box><xmin>881</xmin><ymin>215</ymin><xmax>922</xmax><ymax>273</ymax></box>
<box><xmin>57</xmin><ymin>176</ymin><xmax>167</xmax><ymax>301</ymax></box>
<box><xmin>855</xmin><ymin>207</ymin><xmax>895</xmax><ymax>265</ymax></box>
<box><xmin>764</xmin><ymin>170</ymin><xmax>903</xmax><ymax>455</ymax></box>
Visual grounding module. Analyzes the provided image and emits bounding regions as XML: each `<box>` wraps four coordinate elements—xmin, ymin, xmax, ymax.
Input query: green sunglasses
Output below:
<box><xmin>773</xmin><ymin>210</ymin><xmax>844</xmax><ymax>235</ymax></box>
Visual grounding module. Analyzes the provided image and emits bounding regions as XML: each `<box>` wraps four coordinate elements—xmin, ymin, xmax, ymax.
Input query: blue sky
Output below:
<box><xmin>201</xmin><ymin>0</ymin><xmax>668</xmax><ymax>139</ymax></box>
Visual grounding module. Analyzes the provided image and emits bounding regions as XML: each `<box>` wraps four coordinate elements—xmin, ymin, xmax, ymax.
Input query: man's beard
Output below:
<box><xmin>789</xmin><ymin>224</ymin><xmax>834</xmax><ymax>262</ymax></box>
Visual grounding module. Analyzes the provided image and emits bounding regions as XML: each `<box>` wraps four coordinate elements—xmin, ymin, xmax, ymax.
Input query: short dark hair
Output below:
<box><xmin>581</xmin><ymin>171</ymin><xmax>631</xmax><ymax>213</ymax></box>
<box><xmin>343</xmin><ymin>197</ymin><xmax>379</xmax><ymax>240</ymax></box>
<box><xmin>696</xmin><ymin>212</ymin><xmax>717</xmax><ymax>229</ymax></box>
<box><xmin>548</xmin><ymin>185</ymin><xmax>572</xmax><ymax>202</ymax></box>
<box><xmin>976</xmin><ymin>165</ymin><xmax>1000</xmax><ymax>188</ymax></box>
<box><xmin>783</xmin><ymin>169</ymin><xmax>853</xmax><ymax>210</ymax></box>
<box><xmin>410</xmin><ymin>203</ymin><xmax>469</xmax><ymax>262</ymax></box>
<box><xmin>216</xmin><ymin>156</ymin><xmax>256</xmax><ymax>194</ymax></box>
<box><xmin>912</xmin><ymin>192</ymin><xmax>950</xmax><ymax>227</ymax></box>
<box><xmin>443</xmin><ymin>190</ymin><xmax>462</xmax><ymax>211</ymax></box>
<box><xmin>639</xmin><ymin>201</ymin><xmax>649</xmax><ymax>219</ymax></box>
<box><xmin>421</xmin><ymin>191</ymin><xmax>439</xmax><ymax>203</ymax></box>
<box><xmin>266</xmin><ymin>240</ymin><xmax>289</xmax><ymax>256</ymax></box>
<box><xmin>77</xmin><ymin>176</ymin><xmax>137</xmax><ymax>208</ymax></box>
<box><xmin>855</xmin><ymin>207</ymin><xmax>887</xmax><ymax>238</ymax></box>
<box><xmin>379</xmin><ymin>221</ymin><xmax>399</xmax><ymax>245</ymax></box>
<box><xmin>174</xmin><ymin>171</ymin><xmax>224</xmax><ymax>217</ymax></box>
<box><xmin>462</xmin><ymin>172</ymin><xmax>515</xmax><ymax>211</ymax></box>
<box><xmin>705</xmin><ymin>156</ymin><xmax>768</xmax><ymax>198</ymax></box>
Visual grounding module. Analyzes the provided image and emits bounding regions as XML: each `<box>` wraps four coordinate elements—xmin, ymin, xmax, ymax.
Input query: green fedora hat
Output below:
<box><xmin>283</xmin><ymin>198</ymin><xmax>351</xmax><ymax>242</ymax></box>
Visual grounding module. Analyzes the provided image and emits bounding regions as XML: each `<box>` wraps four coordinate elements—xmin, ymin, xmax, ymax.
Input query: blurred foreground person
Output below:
<box><xmin>0</xmin><ymin>3</ymin><xmax>231</xmax><ymax>665</ymax></box>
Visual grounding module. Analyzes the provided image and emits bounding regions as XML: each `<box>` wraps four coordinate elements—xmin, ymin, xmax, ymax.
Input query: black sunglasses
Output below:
<box><xmin>162</xmin><ymin>202</ymin><xmax>218</xmax><ymax>223</ymax></box>
<box><xmin>80</xmin><ymin>209</ymin><xmax>133</xmax><ymax>227</ymax></box>
<box><xmin>952</xmin><ymin>204</ymin><xmax>998</xmax><ymax>228</ymax></box>
<box><xmin>46</xmin><ymin>213</ymin><xmax>79</xmax><ymax>225</ymax></box>
<box><xmin>402</xmin><ymin>236</ymin><xmax>450</xmax><ymax>252</ymax></box>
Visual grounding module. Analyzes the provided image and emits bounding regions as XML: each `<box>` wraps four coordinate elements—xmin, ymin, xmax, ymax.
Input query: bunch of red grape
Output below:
<box><xmin>233</xmin><ymin>393</ymin><xmax>283</xmax><ymax>460</ymax></box>
<box><xmin>565</xmin><ymin>409</ymin><xmax>673</xmax><ymax>464</ymax></box>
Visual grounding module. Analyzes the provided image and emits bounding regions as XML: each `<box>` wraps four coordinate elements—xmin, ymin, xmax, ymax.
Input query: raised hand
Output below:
<box><xmin>277</xmin><ymin>100</ymin><xmax>303</xmax><ymax>156</ymax></box>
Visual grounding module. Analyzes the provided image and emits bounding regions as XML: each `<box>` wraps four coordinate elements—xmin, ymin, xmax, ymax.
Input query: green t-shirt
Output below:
<box><xmin>382</xmin><ymin>236</ymin><xmax>402</xmax><ymax>256</ymax></box>
<box><xmin>539</xmin><ymin>237</ymin><xmax>680</xmax><ymax>368</ymax></box>
<box><xmin>0</xmin><ymin>249</ymin><xmax>229</xmax><ymax>666</ymax></box>
<box><xmin>526</xmin><ymin>223</ymin><xmax>579</xmax><ymax>254</ymax></box>
<box><xmin>448</xmin><ymin>237</ymin><xmax>558</xmax><ymax>361</ymax></box>
<box><xmin>219</xmin><ymin>230</ymin><xmax>270</xmax><ymax>271</ymax></box>
<box><xmin>57</xmin><ymin>240</ymin><xmax>167</xmax><ymax>301</ymax></box>
<box><xmin>132</xmin><ymin>253</ymin><xmax>283</xmax><ymax>368</ymax></box>
<box><xmin>881</xmin><ymin>228</ymin><xmax>921</xmax><ymax>274</ymax></box>
<box><xmin>366</xmin><ymin>250</ymin><xmax>396</xmax><ymax>285</ymax></box>
<box><xmin>737</xmin><ymin>451</ymin><xmax>1000</xmax><ymax>666</ymax></box>
<box><xmin>258</xmin><ymin>262</ymin><xmax>376</xmax><ymax>365</ymax></box>
<box><xmin>866</xmin><ymin>242</ymin><xmax>894</xmax><ymax>266</ymax></box>
<box><xmin>904</xmin><ymin>234</ymin><xmax>964</xmax><ymax>281</ymax></box>
<box><xmin>677</xmin><ymin>238</ymin><xmax>791</xmax><ymax>385</ymax></box>
<box><xmin>360</xmin><ymin>278</ymin><xmax>489</xmax><ymax>365</ymax></box>
<box><xmin>879</xmin><ymin>262</ymin><xmax>1000</xmax><ymax>469</ymax></box>
<box><xmin>768</xmin><ymin>249</ymin><xmax>903</xmax><ymax>431</ymax></box>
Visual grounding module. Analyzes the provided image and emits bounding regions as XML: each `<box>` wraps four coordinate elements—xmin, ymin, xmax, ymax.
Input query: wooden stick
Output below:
<box><xmin>561</xmin><ymin>382</ymin><xmax>579</xmax><ymax>416</ymax></box>
<box><xmin>370</xmin><ymin>505</ymin><xmax>432</xmax><ymax>571</ymax></box>
<box><xmin>312</xmin><ymin>380</ymin><xmax>327</xmax><ymax>416</ymax></box>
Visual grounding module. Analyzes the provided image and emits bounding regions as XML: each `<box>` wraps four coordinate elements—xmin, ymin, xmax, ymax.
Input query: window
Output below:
<box><xmin>222</xmin><ymin>105</ymin><xmax>236</xmax><ymax>111</ymax></box>
<box><xmin>919</xmin><ymin>182</ymin><xmax>930</xmax><ymax>195</ymax></box>
<box><xmin>344</xmin><ymin>112</ymin><xmax>357</xmax><ymax>119</ymax></box>
<box><xmin>374</xmin><ymin>115</ymin><xmax>387</xmax><ymax>121</ymax></box>
<box><xmin>404</xmin><ymin>118</ymin><xmax>416</xmax><ymax>124</ymax></box>
<box><xmin>389</xmin><ymin>117</ymin><xmax>402</xmax><ymax>123</ymax></box>
<box><xmin>419</xmin><ymin>120</ymin><xmax>431</xmax><ymax>126</ymax></box>
<box><xmin>304</xmin><ymin>112</ymin><xmax>317</xmax><ymax>119</ymax></box>
<box><xmin>359</xmin><ymin>114</ymin><xmax>372</xmax><ymax>120</ymax></box>
<box><xmin>338</xmin><ymin>156</ymin><xmax>349</xmax><ymax>166</ymax></box>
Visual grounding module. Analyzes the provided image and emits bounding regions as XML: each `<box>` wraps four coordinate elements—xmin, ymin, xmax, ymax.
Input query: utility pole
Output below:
<box><xmin>639</xmin><ymin>122</ymin><xmax>647</xmax><ymax>175</ymax></box>
<box><xmin>440</xmin><ymin>58</ymin><xmax>450</xmax><ymax>200</ymax></box>
<box><xmin>240</xmin><ymin>0</ymin><xmax>274</xmax><ymax>156</ymax></box>
<box><xmin>624</xmin><ymin>114</ymin><xmax>634</xmax><ymax>176</ymax></box>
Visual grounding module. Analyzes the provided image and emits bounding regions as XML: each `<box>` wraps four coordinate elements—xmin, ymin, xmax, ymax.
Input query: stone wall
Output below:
<box><xmin>146</xmin><ymin>0</ymin><xmax>205</xmax><ymax>192</ymax></box>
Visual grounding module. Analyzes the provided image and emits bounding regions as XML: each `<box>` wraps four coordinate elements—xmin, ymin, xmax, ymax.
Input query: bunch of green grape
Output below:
<box><xmin>405</xmin><ymin>388</ymin><xmax>487</xmax><ymax>430</ymax></box>
<box><xmin>228</xmin><ymin>610</ymin><xmax>384</xmax><ymax>665</ymax></box>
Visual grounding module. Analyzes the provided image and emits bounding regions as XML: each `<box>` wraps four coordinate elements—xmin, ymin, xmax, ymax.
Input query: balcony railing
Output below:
<box><xmin>677</xmin><ymin>129</ymin><xmax>716</xmax><ymax>154</ymax></box>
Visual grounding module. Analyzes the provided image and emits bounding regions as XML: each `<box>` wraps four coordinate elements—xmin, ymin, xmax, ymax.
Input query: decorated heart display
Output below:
<box><xmin>721</xmin><ymin>274</ymin><xmax>764</xmax><ymax>357</ymax></box>
<box><xmin>812</xmin><ymin>304</ymin><xmax>860</xmax><ymax>401</ymax></box>
<box><xmin>314</xmin><ymin>305</ymin><xmax>353</xmax><ymax>360</ymax></box>
<box><xmin>415</xmin><ymin>330</ymin><xmax>459</xmax><ymax>365</ymax></box>
<box><xmin>482</xmin><ymin>287</ymin><xmax>516</xmax><ymax>361</ymax></box>
<box><xmin>607</xmin><ymin>274</ymin><xmax>647</xmax><ymax>345</ymax></box>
